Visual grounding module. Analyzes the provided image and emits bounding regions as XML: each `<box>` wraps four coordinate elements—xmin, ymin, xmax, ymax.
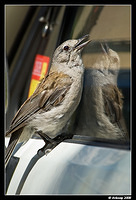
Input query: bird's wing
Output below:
<box><xmin>6</xmin><ymin>71</ymin><xmax>72</xmax><ymax>136</ymax></box>
<box><xmin>102</xmin><ymin>84</ymin><xmax>128</xmax><ymax>139</ymax></box>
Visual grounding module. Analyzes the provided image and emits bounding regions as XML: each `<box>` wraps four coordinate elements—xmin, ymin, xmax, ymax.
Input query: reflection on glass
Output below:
<box><xmin>67</xmin><ymin>5</ymin><xmax>130</xmax><ymax>142</ymax></box>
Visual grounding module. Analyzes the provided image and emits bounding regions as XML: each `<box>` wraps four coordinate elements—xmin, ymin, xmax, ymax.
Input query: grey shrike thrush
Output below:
<box><xmin>75</xmin><ymin>42</ymin><xmax>129</xmax><ymax>141</ymax></box>
<box><xmin>5</xmin><ymin>35</ymin><xmax>91</xmax><ymax>167</ymax></box>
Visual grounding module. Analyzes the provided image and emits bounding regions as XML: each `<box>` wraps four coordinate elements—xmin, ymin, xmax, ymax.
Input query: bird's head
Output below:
<box><xmin>52</xmin><ymin>35</ymin><xmax>91</xmax><ymax>67</ymax></box>
<box><xmin>100</xmin><ymin>42</ymin><xmax>120</xmax><ymax>72</ymax></box>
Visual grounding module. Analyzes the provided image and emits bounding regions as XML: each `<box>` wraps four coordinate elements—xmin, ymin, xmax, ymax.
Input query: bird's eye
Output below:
<box><xmin>63</xmin><ymin>46</ymin><xmax>69</xmax><ymax>51</ymax></box>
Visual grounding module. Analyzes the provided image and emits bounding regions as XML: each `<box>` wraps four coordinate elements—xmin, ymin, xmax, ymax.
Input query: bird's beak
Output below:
<box><xmin>75</xmin><ymin>34</ymin><xmax>91</xmax><ymax>51</ymax></box>
<box><xmin>100</xmin><ymin>42</ymin><xmax>109</xmax><ymax>54</ymax></box>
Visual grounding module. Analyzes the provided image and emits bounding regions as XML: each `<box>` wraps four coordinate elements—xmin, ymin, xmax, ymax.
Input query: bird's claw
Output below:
<box><xmin>37</xmin><ymin>134</ymin><xmax>73</xmax><ymax>156</ymax></box>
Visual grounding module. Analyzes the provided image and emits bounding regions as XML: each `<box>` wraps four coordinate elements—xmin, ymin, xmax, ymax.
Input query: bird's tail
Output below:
<box><xmin>5</xmin><ymin>130</ymin><xmax>22</xmax><ymax>167</ymax></box>
<box><xmin>5</xmin><ymin>139</ymin><xmax>18</xmax><ymax>167</ymax></box>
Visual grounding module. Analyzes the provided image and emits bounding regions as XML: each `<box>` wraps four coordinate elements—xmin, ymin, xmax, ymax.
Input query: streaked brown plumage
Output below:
<box><xmin>5</xmin><ymin>35</ymin><xmax>91</xmax><ymax>167</ymax></box>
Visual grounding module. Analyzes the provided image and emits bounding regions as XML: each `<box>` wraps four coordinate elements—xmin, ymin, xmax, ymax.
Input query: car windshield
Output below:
<box><xmin>60</xmin><ymin>5</ymin><xmax>130</xmax><ymax>145</ymax></box>
<box><xmin>6</xmin><ymin>5</ymin><xmax>131</xmax><ymax>147</ymax></box>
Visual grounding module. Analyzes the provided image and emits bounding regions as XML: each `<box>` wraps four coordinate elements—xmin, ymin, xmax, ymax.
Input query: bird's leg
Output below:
<box><xmin>38</xmin><ymin>131</ymin><xmax>54</xmax><ymax>143</ymax></box>
<box><xmin>43</xmin><ymin>133</ymin><xmax>73</xmax><ymax>155</ymax></box>
<box><xmin>37</xmin><ymin>132</ymin><xmax>55</xmax><ymax>155</ymax></box>
<box><xmin>37</xmin><ymin>132</ymin><xmax>73</xmax><ymax>156</ymax></box>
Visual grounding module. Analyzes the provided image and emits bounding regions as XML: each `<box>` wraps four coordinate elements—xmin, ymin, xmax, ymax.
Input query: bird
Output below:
<box><xmin>5</xmin><ymin>34</ymin><xmax>91</xmax><ymax>167</ymax></box>
<box><xmin>75</xmin><ymin>42</ymin><xmax>129</xmax><ymax>141</ymax></box>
